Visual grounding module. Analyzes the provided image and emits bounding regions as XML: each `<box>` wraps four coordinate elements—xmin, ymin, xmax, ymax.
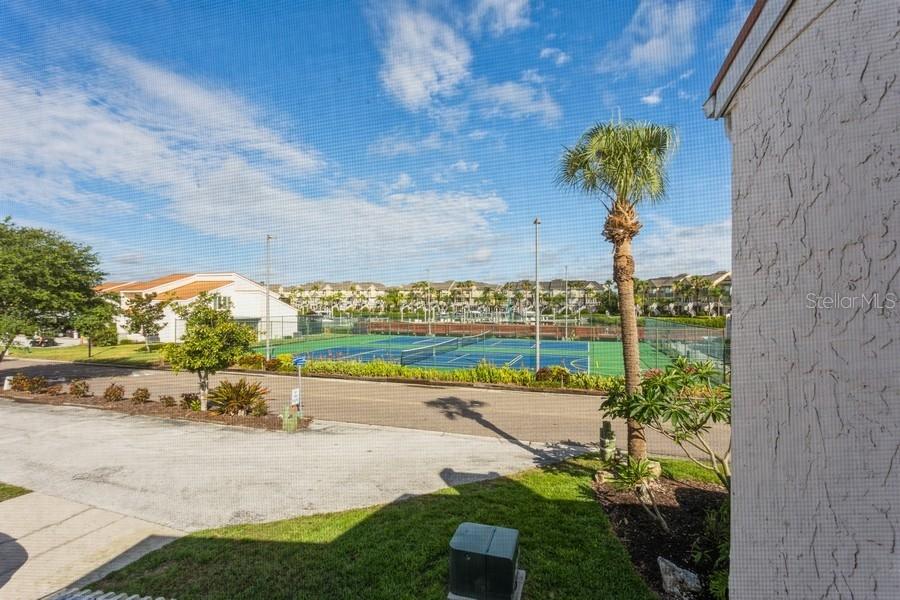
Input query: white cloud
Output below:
<box><xmin>641</xmin><ymin>90</ymin><xmax>663</xmax><ymax>105</ymax></box>
<box><xmin>468</xmin><ymin>129</ymin><xmax>489</xmax><ymax>140</ymax></box>
<box><xmin>0</xmin><ymin>46</ymin><xmax>510</xmax><ymax>278</ymax></box>
<box><xmin>369</xmin><ymin>132</ymin><xmax>444</xmax><ymax>157</ymax></box>
<box><xmin>451</xmin><ymin>160</ymin><xmax>479</xmax><ymax>173</ymax></box>
<box><xmin>520</xmin><ymin>68</ymin><xmax>546</xmax><ymax>84</ymax></box>
<box><xmin>539</xmin><ymin>47</ymin><xmax>571</xmax><ymax>66</ymax></box>
<box><xmin>469</xmin><ymin>0</ymin><xmax>531</xmax><ymax>36</ymax></box>
<box><xmin>173</xmin><ymin>164</ymin><xmax>508</xmax><ymax>272</ymax></box>
<box><xmin>598</xmin><ymin>0</ymin><xmax>701</xmax><ymax>74</ymax></box>
<box><xmin>473</xmin><ymin>80</ymin><xmax>561</xmax><ymax>125</ymax></box>
<box><xmin>468</xmin><ymin>247</ymin><xmax>493</xmax><ymax>263</ymax></box>
<box><xmin>639</xmin><ymin>70</ymin><xmax>694</xmax><ymax>105</ymax></box>
<box><xmin>633</xmin><ymin>217</ymin><xmax>732</xmax><ymax>278</ymax></box>
<box><xmin>388</xmin><ymin>173</ymin><xmax>414</xmax><ymax>191</ymax></box>
<box><xmin>378</xmin><ymin>8</ymin><xmax>472</xmax><ymax>111</ymax></box>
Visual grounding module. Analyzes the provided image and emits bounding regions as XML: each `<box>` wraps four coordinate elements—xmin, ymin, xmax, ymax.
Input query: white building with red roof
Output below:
<box><xmin>98</xmin><ymin>273</ymin><xmax>298</xmax><ymax>343</ymax></box>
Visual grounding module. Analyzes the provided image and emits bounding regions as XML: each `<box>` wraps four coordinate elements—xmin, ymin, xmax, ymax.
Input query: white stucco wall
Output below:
<box><xmin>725</xmin><ymin>0</ymin><xmax>899</xmax><ymax>597</ymax></box>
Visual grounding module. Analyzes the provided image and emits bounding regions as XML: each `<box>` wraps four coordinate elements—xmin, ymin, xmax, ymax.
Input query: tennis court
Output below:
<box><xmin>253</xmin><ymin>332</ymin><xmax>674</xmax><ymax>375</ymax></box>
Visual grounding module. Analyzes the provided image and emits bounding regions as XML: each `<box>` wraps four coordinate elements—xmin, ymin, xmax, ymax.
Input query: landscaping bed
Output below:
<box><xmin>593</xmin><ymin>466</ymin><xmax>727</xmax><ymax>599</ymax></box>
<box><xmin>1</xmin><ymin>389</ymin><xmax>311</xmax><ymax>432</ymax></box>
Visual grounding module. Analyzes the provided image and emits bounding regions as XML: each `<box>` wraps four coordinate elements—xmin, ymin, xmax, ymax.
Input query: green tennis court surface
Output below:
<box><xmin>253</xmin><ymin>333</ymin><xmax>673</xmax><ymax>376</ymax></box>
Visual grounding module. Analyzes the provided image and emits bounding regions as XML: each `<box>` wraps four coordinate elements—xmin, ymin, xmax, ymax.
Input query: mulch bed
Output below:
<box><xmin>2</xmin><ymin>391</ymin><xmax>312</xmax><ymax>432</ymax></box>
<box><xmin>593</xmin><ymin>474</ymin><xmax>727</xmax><ymax>598</ymax></box>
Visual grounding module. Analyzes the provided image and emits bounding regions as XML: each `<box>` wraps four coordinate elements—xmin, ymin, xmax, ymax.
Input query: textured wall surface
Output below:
<box><xmin>727</xmin><ymin>0</ymin><xmax>899</xmax><ymax>597</ymax></box>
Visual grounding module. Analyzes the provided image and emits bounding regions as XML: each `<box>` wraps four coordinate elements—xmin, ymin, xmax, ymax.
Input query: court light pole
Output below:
<box><xmin>426</xmin><ymin>268</ymin><xmax>432</xmax><ymax>336</ymax></box>
<box><xmin>265</xmin><ymin>234</ymin><xmax>273</xmax><ymax>360</ymax></box>
<box><xmin>534</xmin><ymin>217</ymin><xmax>541</xmax><ymax>371</ymax></box>
<box><xmin>564</xmin><ymin>265</ymin><xmax>569</xmax><ymax>340</ymax></box>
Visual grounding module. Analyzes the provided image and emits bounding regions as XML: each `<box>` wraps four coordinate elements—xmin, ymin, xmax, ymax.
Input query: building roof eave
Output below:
<box><xmin>705</xmin><ymin>0</ymin><xmax>794</xmax><ymax>119</ymax></box>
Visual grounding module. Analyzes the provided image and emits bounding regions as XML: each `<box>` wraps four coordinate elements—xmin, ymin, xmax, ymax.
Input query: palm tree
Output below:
<box><xmin>633</xmin><ymin>278</ymin><xmax>650</xmax><ymax>313</ymax></box>
<box><xmin>708</xmin><ymin>285</ymin><xmax>724</xmax><ymax>316</ymax></box>
<box><xmin>559</xmin><ymin>120</ymin><xmax>677</xmax><ymax>459</ymax></box>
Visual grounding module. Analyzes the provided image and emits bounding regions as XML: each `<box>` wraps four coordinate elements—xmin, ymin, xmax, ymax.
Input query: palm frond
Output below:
<box><xmin>557</xmin><ymin>120</ymin><xmax>677</xmax><ymax>207</ymax></box>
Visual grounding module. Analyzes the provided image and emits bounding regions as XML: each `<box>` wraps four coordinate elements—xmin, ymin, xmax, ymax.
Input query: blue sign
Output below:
<box><xmin>292</xmin><ymin>355</ymin><xmax>307</xmax><ymax>367</ymax></box>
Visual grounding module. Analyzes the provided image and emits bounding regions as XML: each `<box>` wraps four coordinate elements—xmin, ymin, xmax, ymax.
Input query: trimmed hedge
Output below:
<box><xmin>651</xmin><ymin>316</ymin><xmax>726</xmax><ymax>329</ymax></box>
<box><xmin>233</xmin><ymin>354</ymin><xmax>619</xmax><ymax>393</ymax></box>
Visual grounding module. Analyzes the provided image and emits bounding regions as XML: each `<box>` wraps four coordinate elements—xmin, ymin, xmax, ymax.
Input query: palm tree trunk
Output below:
<box><xmin>613</xmin><ymin>238</ymin><xmax>648</xmax><ymax>460</ymax></box>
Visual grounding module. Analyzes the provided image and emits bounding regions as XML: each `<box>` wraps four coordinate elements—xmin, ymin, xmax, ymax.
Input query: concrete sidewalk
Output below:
<box><xmin>0</xmin><ymin>492</ymin><xmax>181</xmax><ymax>600</ymax></box>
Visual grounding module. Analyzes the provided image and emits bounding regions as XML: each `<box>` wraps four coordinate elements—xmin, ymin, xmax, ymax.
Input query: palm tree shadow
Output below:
<box><xmin>0</xmin><ymin>532</ymin><xmax>28</xmax><ymax>590</ymax></box>
<box><xmin>423</xmin><ymin>396</ymin><xmax>588</xmax><ymax>463</ymax></box>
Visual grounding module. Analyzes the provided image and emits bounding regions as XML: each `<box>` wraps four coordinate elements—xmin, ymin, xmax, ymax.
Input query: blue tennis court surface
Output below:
<box><xmin>298</xmin><ymin>334</ymin><xmax>591</xmax><ymax>372</ymax></box>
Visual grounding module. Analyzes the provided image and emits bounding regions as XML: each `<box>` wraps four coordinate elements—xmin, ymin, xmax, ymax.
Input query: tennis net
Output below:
<box><xmin>399</xmin><ymin>332</ymin><xmax>489</xmax><ymax>366</ymax></box>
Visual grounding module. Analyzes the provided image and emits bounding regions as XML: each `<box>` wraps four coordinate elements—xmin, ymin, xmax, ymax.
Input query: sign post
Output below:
<box><xmin>291</xmin><ymin>355</ymin><xmax>307</xmax><ymax>417</ymax></box>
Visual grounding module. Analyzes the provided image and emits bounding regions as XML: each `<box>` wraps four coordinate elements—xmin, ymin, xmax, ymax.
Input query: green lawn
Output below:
<box><xmin>0</xmin><ymin>482</ymin><xmax>30</xmax><ymax>502</ymax></box>
<box><xmin>8</xmin><ymin>343</ymin><xmax>162</xmax><ymax>366</ymax></box>
<box><xmin>94</xmin><ymin>456</ymin><xmax>655</xmax><ymax>600</ymax></box>
<box><xmin>656</xmin><ymin>457</ymin><xmax>723</xmax><ymax>485</ymax></box>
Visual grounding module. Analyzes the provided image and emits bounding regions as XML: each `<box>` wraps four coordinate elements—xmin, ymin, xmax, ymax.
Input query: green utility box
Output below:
<box><xmin>448</xmin><ymin>522</ymin><xmax>522</xmax><ymax>600</ymax></box>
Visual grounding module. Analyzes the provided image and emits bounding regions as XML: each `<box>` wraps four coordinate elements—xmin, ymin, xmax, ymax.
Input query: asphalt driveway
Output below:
<box><xmin>0</xmin><ymin>357</ymin><xmax>731</xmax><ymax>453</ymax></box>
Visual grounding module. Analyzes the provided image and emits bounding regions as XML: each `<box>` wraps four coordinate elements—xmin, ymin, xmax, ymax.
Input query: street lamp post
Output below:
<box><xmin>265</xmin><ymin>234</ymin><xmax>273</xmax><ymax>360</ymax></box>
<box><xmin>534</xmin><ymin>217</ymin><xmax>541</xmax><ymax>371</ymax></box>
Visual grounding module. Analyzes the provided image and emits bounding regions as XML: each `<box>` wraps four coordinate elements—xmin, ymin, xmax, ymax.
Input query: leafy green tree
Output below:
<box><xmin>72</xmin><ymin>295</ymin><xmax>120</xmax><ymax>357</ymax></box>
<box><xmin>161</xmin><ymin>294</ymin><xmax>255</xmax><ymax>411</ymax></box>
<box><xmin>559</xmin><ymin>121</ymin><xmax>677</xmax><ymax>459</ymax></box>
<box><xmin>0</xmin><ymin>218</ymin><xmax>104</xmax><ymax>362</ymax></box>
<box><xmin>122</xmin><ymin>293</ymin><xmax>169</xmax><ymax>351</ymax></box>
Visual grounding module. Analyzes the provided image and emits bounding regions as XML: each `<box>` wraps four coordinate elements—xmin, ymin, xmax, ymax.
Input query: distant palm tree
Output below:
<box><xmin>559</xmin><ymin>120</ymin><xmax>677</xmax><ymax>460</ymax></box>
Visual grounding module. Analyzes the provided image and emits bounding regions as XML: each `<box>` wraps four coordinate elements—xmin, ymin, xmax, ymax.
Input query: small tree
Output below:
<box><xmin>161</xmin><ymin>294</ymin><xmax>255</xmax><ymax>411</ymax></box>
<box><xmin>72</xmin><ymin>295</ymin><xmax>120</xmax><ymax>357</ymax></box>
<box><xmin>123</xmin><ymin>293</ymin><xmax>169</xmax><ymax>351</ymax></box>
<box><xmin>0</xmin><ymin>315</ymin><xmax>34</xmax><ymax>362</ymax></box>
<box><xmin>601</xmin><ymin>357</ymin><xmax>731</xmax><ymax>488</ymax></box>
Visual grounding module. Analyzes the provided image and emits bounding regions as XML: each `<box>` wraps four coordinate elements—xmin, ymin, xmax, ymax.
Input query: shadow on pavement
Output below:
<box><xmin>424</xmin><ymin>395</ymin><xmax>590</xmax><ymax>463</ymax></box>
<box><xmin>0</xmin><ymin>532</ymin><xmax>28</xmax><ymax>590</ymax></box>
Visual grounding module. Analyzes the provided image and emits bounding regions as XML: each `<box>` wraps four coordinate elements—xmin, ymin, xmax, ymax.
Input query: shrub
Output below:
<box><xmin>103</xmin><ymin>383</ymin><xmax>125</xmax><ymax>402</ymax></box>
<box><xmin>609</xmin><ymin>456</ymin><xmax>669</xmax><ymax>533</ymax></box>
<box><xmin>234</xmin><ymin>354</ymin><xmax>265</xmax><ymax>369</ymax></box>
<box><xmin>9</xmin><ymin>373</ymin><xmax>35</xmax><ymax>393</ymax></box>
<box><xmin>535</xmin><ymin>365</ymin><xmax>571</xmax><ymax>386</ymax></box>
<box><xmin>44</xmin><ymin>384</ymin><xmax>63</xmax><ymax>395</ymax></box>
<box><xmin>276</xmin><ymin>353</ymin><xmax>295</xmax><ymax>369</ymax></box>
<box><xmin>159</xmin><ymin>395</ymin><xmax>176</xmax><ymax>407</ymax></box>
<box><xmin>9</xmin><ymin>373</ymin><xmax>48</xmax><ymax>393</ymax></box>
<box><xmin>654</xmin><ymin>316</ymin><xmax>725</xmax><ymax>329</ymax></box>
<box><xmin>132</xmin><ymin>387</ymin><xmax>151</xmax><ymax>403</ymax></box>
<box><xmin>180</xmin><ymin>392</ymin><xmax>199</xmax><ymax>409</ymax></box>
<box><xmin>602</xmin><ymin>357</ymin><xmax>732</xmax><ymax>489</ymax></box>
<box><xmin>692</xmin><ymin>499</ymin><xmax>730</xmax><ymax>600</ymax></box>
<box><xmin>208</xmin><ymin>378</ymin><xmax>269</xmax><ymax>416</ymax></box>
<box><xmin>250</xmin><ymin>398</ymin><xmax>268</xmax><ymax>417</ymax></box>
<box><xmin>263</xmin><ymin>358</ymin><xmax>281</xmax><ymax>372</ymax></box>
<box><xmin>68</xmin><ymin>379</ymin><xmax>90</xmax><ymax>397</ymax></box>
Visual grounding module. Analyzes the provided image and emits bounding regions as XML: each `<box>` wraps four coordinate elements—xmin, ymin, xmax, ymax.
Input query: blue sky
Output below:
<box><xmin>0</xmin><ymin>0</ymin><xmax>750</xmax><ymax>285</ymax></box>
